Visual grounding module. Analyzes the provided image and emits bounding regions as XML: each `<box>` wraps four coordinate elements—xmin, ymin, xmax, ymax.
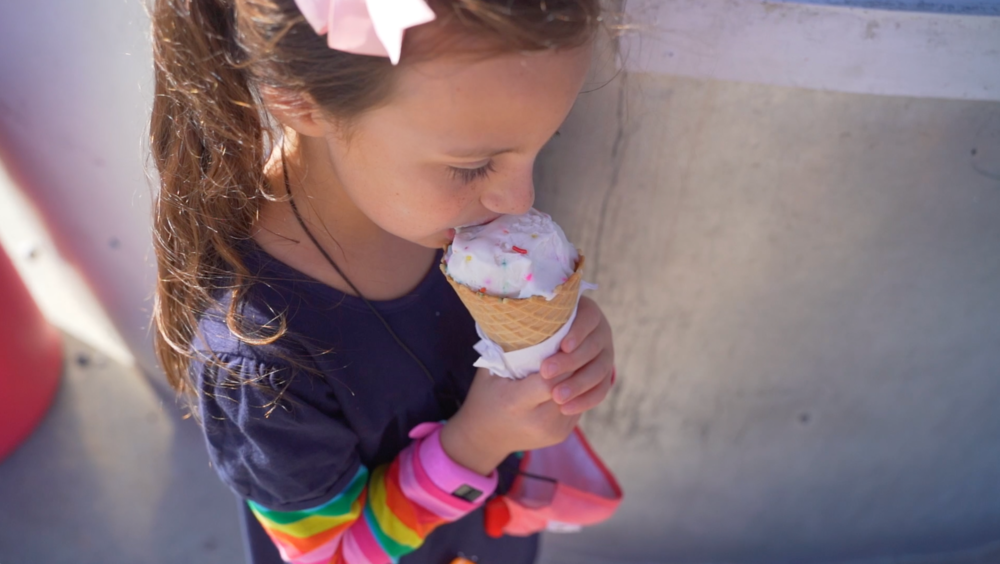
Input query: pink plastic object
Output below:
<box><xmin>0</xmin><ymin>244</ymin><xmax>61</xmax><ymax>462</ymax></box>
<box><xmin>484</xmin><ymin>428</ymin><xmax>623</xmax><ymax>537</ymax></box>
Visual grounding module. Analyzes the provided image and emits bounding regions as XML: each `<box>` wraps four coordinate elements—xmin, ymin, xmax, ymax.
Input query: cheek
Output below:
<box><xmin>386</xmin><ymin>175</ymin><xmax>473</xmax><ymax>232</ymax></box>
<box><xmin>324</xmin><ymin>134</ymin><xmax>476</xmax><ymax>240</ymax></box>
<box><xmin>342</xmin><ymin>159</ymin><xmax>472</xmax><ymax>237</ymax></box>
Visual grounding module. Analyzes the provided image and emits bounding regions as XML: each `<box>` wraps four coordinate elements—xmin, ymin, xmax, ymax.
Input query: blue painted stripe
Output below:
<box><xmin>767</xmin><ymin>0</ymin><xmax>1000</xmax><ymax>15</ymax></box>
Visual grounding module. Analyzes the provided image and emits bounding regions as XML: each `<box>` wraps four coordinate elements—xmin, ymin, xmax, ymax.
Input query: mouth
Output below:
<box><xmin>456</xmin><ymin>215</ymin><xmax>502</xmax><ymax>230</ymax></box>
<box><xmin>447</xmin><ymin>215</ymin><xmax>503</xmax><ymax>242</ymax></box>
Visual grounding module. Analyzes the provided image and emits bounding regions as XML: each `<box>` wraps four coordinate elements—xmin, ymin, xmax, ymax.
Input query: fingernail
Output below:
<box><xmin>564</xmin><ymin>338</ymin><xmax>576</xmax><ymax>352</ymax></box>
<box><xmin>542</xmin><ymin>361</ymin><xmax>557</xmax><ymax>378</ymax></box>
<box><xmin>555</xmin><ymin>386</ymin><xmax>571</xmax><ymax>403</ymax></box>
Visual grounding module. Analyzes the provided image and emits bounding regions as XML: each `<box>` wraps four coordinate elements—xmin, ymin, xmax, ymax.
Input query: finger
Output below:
<box><xmin>551</xmin><ymin>351</ymin><xmax>613</xmax><ymax>405</ymax></box>
<box><xmin>559</xmin><ymin>367</ymin><xmax>614</xmax><ymax>415</ymax></box>
<box><xmin>542</xmin><ymin>325</ymin><xmax>605</xmax><ymax>380</ymax></box>
<box><xmin>559</xmin><ymin>297</ymin><xmax>601</xmax><ymax>354</ymax></box>
<box><xmin>544</xmin><ymin>370</ymin><xmax>576</xmax><ymax>389</ymax></box>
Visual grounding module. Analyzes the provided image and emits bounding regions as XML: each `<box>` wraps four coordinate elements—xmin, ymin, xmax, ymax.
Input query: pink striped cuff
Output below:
<box><xmin>413</xmin><ymin>423</ymin><xmax>498</xmax><ymax>503</ymax></box>
<box><xmin>399</xmin><ymin>447</ymin><xmax>469</xmax><ymax>520</ymax></box>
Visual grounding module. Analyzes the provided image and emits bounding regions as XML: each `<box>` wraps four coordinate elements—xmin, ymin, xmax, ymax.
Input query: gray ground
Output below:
<box><xmin>0</xmin><ymin>334</ymin><xmax>244</xmax><ymax>563</ymax></box>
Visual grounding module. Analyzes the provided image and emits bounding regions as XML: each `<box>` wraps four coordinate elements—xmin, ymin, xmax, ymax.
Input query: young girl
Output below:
<box><xmin>149</xmin><ymin>1</ymin><xmax>616</xmax><ymax>563</ymax></box>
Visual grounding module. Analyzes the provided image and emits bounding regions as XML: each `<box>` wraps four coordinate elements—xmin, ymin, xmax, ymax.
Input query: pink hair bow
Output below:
<box><xmin>293</xmin><ymin>0</ymin><xmax>436</xmax><ymax>65</ymax></box>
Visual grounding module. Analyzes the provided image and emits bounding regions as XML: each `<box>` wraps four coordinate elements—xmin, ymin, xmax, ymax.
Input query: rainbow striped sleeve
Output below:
<box><xmin>248</xmin><ymin>439</ymin><xmax>487</xmax><ymax>564</ymax></box>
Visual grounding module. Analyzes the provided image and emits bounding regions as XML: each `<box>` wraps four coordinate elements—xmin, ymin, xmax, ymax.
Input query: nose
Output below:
<box><xmin>481</xmin><ymin>165</ymin><xmax>535</xmax><ymax>216</ymax></box>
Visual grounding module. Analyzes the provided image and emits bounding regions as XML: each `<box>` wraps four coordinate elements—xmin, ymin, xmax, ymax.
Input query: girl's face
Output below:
<box><xmin>315</xmin><ymin>44</ymin><xmax>593</xmax><ymax>249</ymax></box>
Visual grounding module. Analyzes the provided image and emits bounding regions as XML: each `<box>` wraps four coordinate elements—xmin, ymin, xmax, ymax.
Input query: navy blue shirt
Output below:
<box><xmin>190</xmin><ymin>241</ymin><xmax>537</xmax><ymax>564</ymax></box>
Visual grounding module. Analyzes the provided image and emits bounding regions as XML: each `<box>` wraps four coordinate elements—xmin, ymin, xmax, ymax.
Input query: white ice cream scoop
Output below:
<box><xmin>444</xmin><ymin>209</ymin><xmax>578</xmax><ymax>300</ymax></box>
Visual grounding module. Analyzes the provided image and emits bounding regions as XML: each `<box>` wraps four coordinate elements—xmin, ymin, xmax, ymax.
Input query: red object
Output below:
<box><xmin>511</xmin><ymin>246</ymin><xmax>528</xmax><ymax>255</ymax></box>
<box><xmin>484</xmin><ymin>496</ymin><xmax>512</xmax><ymax>538</ymax></box>
<box><xmin>485</xmin><ymin>428</ymin><xmax>623</xmax><ymax>537</ymax></box>
<box><xmin>0</xmin><ymin>244</ymin><xmax>61</xmax><ymax>462</ymax></box>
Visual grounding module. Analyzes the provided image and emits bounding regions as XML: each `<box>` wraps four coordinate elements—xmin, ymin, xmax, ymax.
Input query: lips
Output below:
<box><xmin>448</xmin><ymin>215</ymin><xmax>503</xmax><ymax>243</ymax></box>
<box><xmin>456</xmin><ymin>215</ymin><xmax>502</xmax><ymax>230</ymax></box>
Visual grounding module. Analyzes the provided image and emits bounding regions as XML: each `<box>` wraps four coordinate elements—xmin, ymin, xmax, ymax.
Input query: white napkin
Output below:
<box><xmin>473</xmin><ymin>281</ymin><xmax>598</xmax><ymax>380</ymax></box>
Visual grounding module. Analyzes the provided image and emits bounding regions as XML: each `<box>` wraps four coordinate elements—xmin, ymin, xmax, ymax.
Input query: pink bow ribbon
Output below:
<box><xmin>293</xmin><ymin>0</ymin><xmax>436</xmax><ymax>65</ymax></box>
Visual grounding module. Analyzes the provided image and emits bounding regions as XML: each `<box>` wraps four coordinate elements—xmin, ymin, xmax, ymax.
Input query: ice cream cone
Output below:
<box><xmin>441</xmin><ymin>255</ymin><xmax>585</xmax><ymax>352</ymax></box>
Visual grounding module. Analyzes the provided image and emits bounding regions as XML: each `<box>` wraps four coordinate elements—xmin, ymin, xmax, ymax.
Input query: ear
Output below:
<box><xmin>260</xmin><ymin>87</ymin><xmax>330</xmax><ymax>138</ymax></box>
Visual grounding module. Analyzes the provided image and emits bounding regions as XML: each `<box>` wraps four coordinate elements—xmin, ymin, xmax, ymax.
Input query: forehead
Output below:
<box><xmin>360</xmin><ymin>46</ymin><xmax>592</xmax><ymax>152</ymax></box>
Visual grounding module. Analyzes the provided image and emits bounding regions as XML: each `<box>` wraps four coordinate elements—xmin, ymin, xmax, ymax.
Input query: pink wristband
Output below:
<box><xmin>410</xmin><ymin>422</ymin><xmax>498</xmax><ymax>503</ymax></box>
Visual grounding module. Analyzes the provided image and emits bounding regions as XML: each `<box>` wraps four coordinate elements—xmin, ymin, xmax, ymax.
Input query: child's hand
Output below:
<box><xmin>540</xmin><ymin>296</ymin><xmax>615</xmax><ymax>415</ymax></box>
<box><xmin>441</xmin><ymin>367</ymin><xmax>580</xmax><ymax>475</ymax></box>
<box><xmin>440</xmin><ymin>297</ymin><xmax>614</xmax><ymax>475</ymax></box>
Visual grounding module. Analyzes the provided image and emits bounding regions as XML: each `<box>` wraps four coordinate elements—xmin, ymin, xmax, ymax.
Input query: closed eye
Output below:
<box><xmin>449</xmin><ymin>161</ymin><xmax>496</xmax><ymax>184</ymax></box>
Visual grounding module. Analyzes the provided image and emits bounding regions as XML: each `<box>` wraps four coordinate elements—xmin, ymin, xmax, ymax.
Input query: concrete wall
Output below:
<box><xmin>2</xmin><ymin>1</ymin><xmax>1000</xmax><ymax>562</ymax></box>
<box><xmin>0</xmin><ymin>0</ymin><xmax>158</xmax><ymax>376</ymax></box>
<box><xmin>624</xmin><ymin>0</ymin><xmax>1000</xmax><ymax>101</ymax></box>
<box><xmin>534</xmin><ymin>4</ymin><xmax>1000</xmax><ymax>563</ymax></box>
<box><xmin>772</xmin><ymin>1</ymin><xmax>1000</xmax><ymax>15</ymax></box>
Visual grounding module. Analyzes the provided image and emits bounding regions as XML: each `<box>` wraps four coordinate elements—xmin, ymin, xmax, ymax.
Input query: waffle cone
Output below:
<box><xmin>441</xmin><ymin>254</ymin><xmax>585</xmax><ymax>352</ymax></box>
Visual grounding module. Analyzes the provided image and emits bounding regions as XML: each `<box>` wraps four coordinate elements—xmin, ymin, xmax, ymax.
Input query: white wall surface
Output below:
<box><xmin>0</xmin><ymin>0</ymin><xmax>157</xmax><ymax>375</ymax></box>
<box><xmin>0</xmin><ymin>161</ymin><xmax>132</xmax><ymax>365</ymax></box>
<box><xmin>624</xmin><ymin>0</ymin><xmax>1000</xmax><ymax>101</ymax></box>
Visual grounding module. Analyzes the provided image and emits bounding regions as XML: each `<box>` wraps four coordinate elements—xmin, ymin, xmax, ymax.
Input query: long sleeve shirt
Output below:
<box><xmin>191</xmin><ymin>243</ymin><xmax>537</xmax><ymax>564</ymax></box>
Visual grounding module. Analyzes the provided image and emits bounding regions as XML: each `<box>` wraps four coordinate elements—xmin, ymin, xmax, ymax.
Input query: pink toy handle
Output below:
<box><xmin>293</xmin><ymin>0</ymin><xmax>436</xmax><ymax>64</ymax></box>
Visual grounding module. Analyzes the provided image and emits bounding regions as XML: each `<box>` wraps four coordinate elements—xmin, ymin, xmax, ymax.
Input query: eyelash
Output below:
<box><xmin>449</xmin><ymin>161</ymin><xmax>496</xmax><ymax>184</ymax></box>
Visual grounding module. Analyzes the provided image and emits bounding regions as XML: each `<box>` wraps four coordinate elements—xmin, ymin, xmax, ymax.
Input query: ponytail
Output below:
<box><xmin>150</xmin><ymin>0</ymin><xmax>278</xmax><ymax>396</ymax></box>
